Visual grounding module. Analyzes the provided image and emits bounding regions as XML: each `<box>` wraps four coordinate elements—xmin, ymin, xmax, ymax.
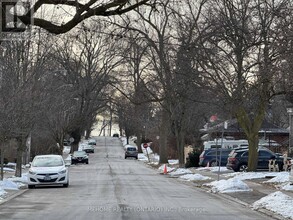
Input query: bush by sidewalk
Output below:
<box><xmin>185</xmin><ymin>150</ymin><xmax>200</xmax><ymax>168</ymax></box>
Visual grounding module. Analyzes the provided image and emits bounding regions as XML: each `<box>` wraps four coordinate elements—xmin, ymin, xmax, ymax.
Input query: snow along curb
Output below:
<box><xmin>0</xmin><ymin>189</ymin><xmax>28</xmax><ymax>205</ymax></box>
<box><xmin>199</xmin><ymin>184</ymin><xmax>285</xmax><ymax>220</ymax></box>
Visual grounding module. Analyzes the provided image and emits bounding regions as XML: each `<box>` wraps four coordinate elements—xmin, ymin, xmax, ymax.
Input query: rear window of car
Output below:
<box><xmin>127</xmin><ymin>148</ymin><xmax>137</xmax><ymax>151</ymax></box>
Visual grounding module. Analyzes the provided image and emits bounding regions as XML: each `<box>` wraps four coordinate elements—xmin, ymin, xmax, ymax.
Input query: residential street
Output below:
<box><xmin>0</xmin><ymin>137</ymin><xmax>273</xmax><ymax>220</ymax></box>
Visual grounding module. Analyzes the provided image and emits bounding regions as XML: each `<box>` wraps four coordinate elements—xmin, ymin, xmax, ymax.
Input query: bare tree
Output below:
<box><xmin>52</xmin><ymin>22</ymin><xmax>122</xmax><ymax>150</ymax></box>
<box><xmin>0</xmin><ymin>28</ymin><xmax>57</xmax><ymax>176</ymax></box>
<box><xmin>16</xmin><ymin>0</ymin><xmax>150</xmax><ymax>34</ymax></box>
<box><xmin>0</xmin><ymin>41</ymin><xmax>39</xmax><ymax>176</ymax></box>
<box><xmin>113</xmin><ymin>0</ymin><xmax>207</xmax><ymax>166</ymax></box>
<box><xmin>197</xmin><ymin>0</ymin><xmax>293</xmax><ymax>170</ymax></box>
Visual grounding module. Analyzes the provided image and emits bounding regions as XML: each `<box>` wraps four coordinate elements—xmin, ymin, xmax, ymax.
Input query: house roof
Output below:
<box><xmin>200</xmin><ymin>118</ymin><xmax>289</xmax><ymax>134</ymax></box>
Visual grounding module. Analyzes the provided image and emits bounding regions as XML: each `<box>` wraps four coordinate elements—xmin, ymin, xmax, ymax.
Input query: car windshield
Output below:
<box><xmin>32</xmin><ymin>156</ymin><xmax>64</xmax><ymax>167</ymax></box>
<box><xmin>127</xmin><ymin>148</ymin><xmax>137</xmax><ymax>151</ymax></box>
<box><xmin>73</xmin><ymin>151</ymin><xmax>86</xmax><ymax>156</ymax></box>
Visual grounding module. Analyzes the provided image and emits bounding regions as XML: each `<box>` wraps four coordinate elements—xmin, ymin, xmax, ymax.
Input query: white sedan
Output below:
<box><xmin>27</xmin><ymin>155</ymin><xmax>69</xmax><ymax>188</ymax></box>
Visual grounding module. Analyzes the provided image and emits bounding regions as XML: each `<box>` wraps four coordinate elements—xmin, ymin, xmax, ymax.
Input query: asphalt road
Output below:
<box><xmin>0</xmin><ymin>137</ymin><xmax>273</xmax><ymax>220</ymax></box>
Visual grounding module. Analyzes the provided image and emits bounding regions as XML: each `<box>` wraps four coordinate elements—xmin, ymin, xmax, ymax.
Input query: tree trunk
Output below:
<box><xmin>15</xmin><ymin>148</ymin><xmax>23</xmax><ymax>177</ymax></box>
<box><xmin>136</xmin><ymin>133</ymin><xmax>143</xmax><ymax>153</ymax></box>
<box><xmin>236</xmin><ymin>105</ymin><xmax>265</xmax><ymax>171</ymax></box>
<box><xmin>247</xmin><ymin>134</ymin><xmax>259</xmax><ymax>171</ymax></box>
<box><xmin>159</xmin><ymin>110</ymin><xmax>168</xmax><ymax>164</ymax></box>
<box><xmin>175</xmin><ymin>127</ymin><xmax>185</xmax><ymax>168</ymax></box>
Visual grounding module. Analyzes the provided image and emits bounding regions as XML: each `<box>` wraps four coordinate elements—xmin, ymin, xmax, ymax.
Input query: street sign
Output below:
<box><xmin>143</xmin><ymin>143</ymin><xmax>148</xmax><ymax>148</ymax></box>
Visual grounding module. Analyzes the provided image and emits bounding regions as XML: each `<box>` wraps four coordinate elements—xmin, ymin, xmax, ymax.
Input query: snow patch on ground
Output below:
<box><xmin>253</xmin><ymin>191</ymin><xmax>293</xmax><ymax>219</ymax></box>
<box><xmin>281</xmin><ymin>183</ymin><xmax>293</xmax><ymax>191</ymax></box>
<box><xmin>158</xmin><ymin>165</ymin><xmax>175</xmax><ymax>173</ymax></box>
<box><xmin>205</xmin><ymin>178</ymin><xmax>252</xmax><ymax>193</ymax></box>
<box><xmin>196</xmin><ymin>166</ymin><xmax>229</xmax><ymax>172</ymax></box>
<box><xmin>179</xmin><ymin>173</ymin><xmax>212</xmax><ymax>181</ymax></box>
<box><xmin>0</xmin><ymin>188</ymin><xmax>7</xmax><ymax>199</ymax></box>
<box><xmin>169</xmin><ymin>168</ymin><xmax>192</xmax><ymax>177</ymax></box>
<box><xmin>264</xmin><ymin>172</ymin><xmax>290</xmax><ymax>183</ymax></box>
<box><xmin>0</xmin><ymin>179</ymin><xmax>19</xmax><ymax>190</ymax></box>
<box><xmin>168</xmin><ymin>160</ymin><xmax>179</xmax><ymax>165</ymax></box>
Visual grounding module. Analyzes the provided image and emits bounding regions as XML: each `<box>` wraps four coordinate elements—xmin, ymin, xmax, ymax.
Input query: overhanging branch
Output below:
<box><xmin>19</xmin><ymin>0</ymin><xmax>150</xmax><ymax>34</ymax></box>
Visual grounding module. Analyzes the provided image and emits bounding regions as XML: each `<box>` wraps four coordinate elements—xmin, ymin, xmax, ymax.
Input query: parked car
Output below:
<box><xmin>79</xmin><ymin>143</ymin><xmax>94</xmax><ymax>153</ymax></box>
<box><xmin>125</xmin><ymin>146</ymin><xmax>138</xmax><ymax>159</ymax></box>
<box><xmin>87</xmin><ymin>138</ymin><xmax>97</xmax><ymax>146</ymax></box>
<box><xmin>199</xmin><ymin>148</ymin><xmax>232</xmax><ymax>167</ymax></box>
<box><xmin>27</xmin><ymin>155</ymin><xmax>69</xmax><ymax>188</ymax></box>
<box><xmin>71</xmin><ymin>151</ymin><xmax>89</xmax><ymax>164</ymax></box>
<box><xmin>226</xmin><ymin>147</ymin><xmax>288</xmax><ymax>172</ymax></box>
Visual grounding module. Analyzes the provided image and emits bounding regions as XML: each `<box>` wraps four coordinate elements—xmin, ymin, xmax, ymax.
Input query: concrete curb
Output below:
<box><xmin>174</xmin><ymin>178</ymin><xmax>286</xmax><ymax>220</ymax></box>
<box><xmin>153</xmin><ymin>166</ymin><xmax>288</xmax><ymax>220</ymax></box>
<box><xmin>0</xmin><ymin>189</ymin><xmax>28</xmax><ymax>205</ymax></box>
<box><xmin>200</xmin><ymin>187</ymin><xmax>284</xmax><ymax>220</ymax></box>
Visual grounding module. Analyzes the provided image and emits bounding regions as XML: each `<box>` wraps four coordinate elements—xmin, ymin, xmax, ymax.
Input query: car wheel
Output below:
<box><xmin>210</xmin><ymin>160</ymin><xmax>219</xmax><ymax>167</ymax></box>
<box><xmin>63</xmin><ymin>182</ymin><xmax>69</xmax><ymax>187</ymax></box>
<box><xmin>239</xmin><ymin>164</ymin><xmax>248</xmax><ymax>172</ymax></box>
<box><xmin>86</xmin><ymin>161</ymin><xmax>89</xmax><ymax>164</ymax></box>
<box><xmin>135</xmin><ymin>157</ymin><xmax>138</xmax><ymax>160</ymax></box>
<box><xmin>28</xmin><ymin>185</ymin><xmax>35</xmax><ymax>189</ymax></box>
<box><xmin>125</xmin><ymin>156</ymin><xmax>127</xmax><ymax>159</ymax></box>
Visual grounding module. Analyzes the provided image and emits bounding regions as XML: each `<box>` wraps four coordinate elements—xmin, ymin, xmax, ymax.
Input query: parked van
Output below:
<box><xmin>203</xmin><ymin>138</ymin><xmax>248</xmax><ymax>150</ymax></box>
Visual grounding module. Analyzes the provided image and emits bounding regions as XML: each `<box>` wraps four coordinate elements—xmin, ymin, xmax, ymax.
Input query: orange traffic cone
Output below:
<box><xmin>163</xmin><ymin>164</ymin><xmax>168</xmax><ymax>174</ymax></box>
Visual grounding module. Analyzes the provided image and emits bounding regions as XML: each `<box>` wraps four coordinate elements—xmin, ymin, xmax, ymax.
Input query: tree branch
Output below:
<box><xmin>19</xmin><ymin>0</ymin><xmax>150</xmax><ymax>34</ymax></box>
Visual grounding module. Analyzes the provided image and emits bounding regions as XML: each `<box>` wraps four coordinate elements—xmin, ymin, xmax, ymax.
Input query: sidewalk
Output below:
<box><xmin>0</xmin><ymin>188</ymin><xmax>28</xmax><ymax>205</ymax></box>
<box><xmin>193</xmin><ymin>169</ymin><xmax>293</xmax><ymax>200</ymax></box>
<box><xmin>188</xmin><ymin>168</ymin><xmax>293</xmax><ymax>219</ymax></box>
<box><xmin>0</xmin><ymin>169</ymin><xmax>28</xmax><ymax>205</ymax></box>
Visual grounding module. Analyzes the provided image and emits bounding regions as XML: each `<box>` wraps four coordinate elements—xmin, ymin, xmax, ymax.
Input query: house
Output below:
<box><xmin>200</xmin><ymin>118</ymin><xmax>289</xmax><ymax>153</ymax></box>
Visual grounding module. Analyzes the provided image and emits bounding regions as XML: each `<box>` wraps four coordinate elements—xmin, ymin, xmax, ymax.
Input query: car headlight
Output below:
<box><xmin>29</xmin><ymin>170</ymin><xmax>36</xmax><ymax>175</ymax></box>
<box><xmin>59</xmin><ymin>169</ymin><xmax>67</xmax><ymax>174</ymax></box>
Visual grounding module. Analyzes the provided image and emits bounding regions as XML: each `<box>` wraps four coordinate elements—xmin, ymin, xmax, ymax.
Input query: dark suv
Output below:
<box><xmin>199</xmin><ymin>148</ymin><xmax>232</xmax><ymax>167</ymax></box>
<box><xmin>226</xmin><ymin>147</ymin><xmax>286</xmax><ymax>172</ymax></box>
<box><xmin>71</xmin><ymin>151</ymin><xmax>89</xmax><ymax>164</ymax></box>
